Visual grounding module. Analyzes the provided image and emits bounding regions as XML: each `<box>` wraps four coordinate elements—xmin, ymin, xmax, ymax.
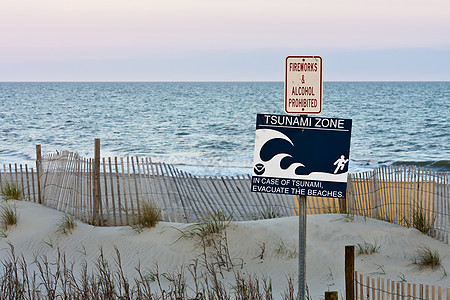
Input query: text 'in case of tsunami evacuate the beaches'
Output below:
<box><xmin>251</xmin><ymin>176</ymin><xmax>346</xmax><ymax>198</ymax></box>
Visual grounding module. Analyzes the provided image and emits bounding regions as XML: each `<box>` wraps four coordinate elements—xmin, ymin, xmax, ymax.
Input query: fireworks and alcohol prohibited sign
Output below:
<box><xmin>285</xmin><ymin>55</ymin><xmax>323</xmax><ymax>114</ymax></box>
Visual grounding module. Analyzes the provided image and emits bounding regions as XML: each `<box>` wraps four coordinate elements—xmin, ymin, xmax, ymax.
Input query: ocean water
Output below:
<box><xmin>0</xmin><ymin>82</ymin><xmax>449</xmax><ymax>175</ymax></box>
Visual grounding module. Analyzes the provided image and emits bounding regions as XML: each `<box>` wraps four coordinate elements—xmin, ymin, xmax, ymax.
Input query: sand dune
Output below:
<box><xmin>1</xmin><ymin>200</ymin><xmax>449</xmax><ymax>298</ymax></box>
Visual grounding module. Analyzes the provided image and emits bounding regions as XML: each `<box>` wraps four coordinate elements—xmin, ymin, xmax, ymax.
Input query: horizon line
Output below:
<box><xmin>1</xmin><ymin>80</ymin><xmax>449</xmax><ymax>83</ymax></box>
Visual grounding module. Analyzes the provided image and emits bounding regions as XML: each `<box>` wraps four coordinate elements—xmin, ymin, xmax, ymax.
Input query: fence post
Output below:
<box><xmin>339</xmin><ymin>197</ymin><xmax>347</xmax><ymax>214</ymax></box>
<box><xmin>325</xmin><ymin>291</ymin><xmax>338</xmax><ymax>300</ymax></box>
<box><xmin>93</xmin><ymin>138</ymin><xmax>101</xmax><ymax>225</ymax></box>
<box><xmin>36</xmin><ymin>145</ymin><xmax>42</xmax><ymax>204</ymax></box>
<box><xmin>345</xmin><ymin>245</ymin><xmax>355</xmax><ymax>300</ymax></box>
<box><xmin>344</xmin><ymin>174</ymin><xmax>351</xmax><ymax>214</ymax></box>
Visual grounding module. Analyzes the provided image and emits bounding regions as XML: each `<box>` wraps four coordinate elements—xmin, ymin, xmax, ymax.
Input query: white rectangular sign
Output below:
<box><xmin>285</xmin><ymin>55</ymin><xmax>323</xmax><ymax>114</ymax></box>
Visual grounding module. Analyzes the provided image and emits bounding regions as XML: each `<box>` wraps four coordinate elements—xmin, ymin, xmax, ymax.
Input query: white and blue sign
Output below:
<box><xmin>251</xmin><ymin>114</ymin><xmax>352</xmax><ymax>198</ymax></box>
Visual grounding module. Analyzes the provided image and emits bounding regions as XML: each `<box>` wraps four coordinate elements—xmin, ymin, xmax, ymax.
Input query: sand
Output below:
<box><xmin>1</xmin><ymin>200</ymin><xmax>449</xmax><ymax>298</ymax></box>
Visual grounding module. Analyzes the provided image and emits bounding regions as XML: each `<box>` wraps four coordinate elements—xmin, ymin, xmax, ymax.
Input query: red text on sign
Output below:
<box><xmin>289</xmin><ymin>62</ymin><xmax>318</xmax><ymax>72</ymax></box>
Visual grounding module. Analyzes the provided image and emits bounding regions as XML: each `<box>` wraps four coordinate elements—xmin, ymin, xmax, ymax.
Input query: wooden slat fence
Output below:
<box><xmin>37</xmin><ymin>152</ymin><xmax>298</xmax><ymax>225</ymax></box>
<box><xmin>355</xmin><ymin>271</ymin><xmax>450</xmax><ymax>300</ymax></box>
<box><xmin>347</xmin><ymin>165</ymin><xmax>450</xmax><ymax>243</ymax></box>
<box><xmin>38</xmin><ymin>151</ymin><xmax>94</xmax><ymax>223</ymax></box>
<box><xmin>2</xmin><ymin>150</ymin><xmax>449</xmax><ymax>243</ymax></box>
<box><xmin>303</xmin><ymin>196</ymin><xmax>343</xmax><ymax>215</ymax></box>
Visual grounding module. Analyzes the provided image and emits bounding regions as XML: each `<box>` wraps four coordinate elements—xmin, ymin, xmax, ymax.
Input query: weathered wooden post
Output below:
<box><xmin>93</xmin><ymin>138</ymin><xmax>101</xmax><ymax>225</ymax></box>
<box><xmin>36</xmin><ymin>144</ymin><xmax>42</xmax><ymax>204</ymax></box>
<box><xmin>340</xmin><ymin>179</ymin><xmax>348</xmax><ymax>214</ymax></box>
<box><xmin>325</xmin><ymin>291</ymin><xmax>338</xmax><ymax>300</ymax></box>
<box><xmin>339</xmin><ymin>197</ymin><xmax>347</xmax><ymax>214</ymax></box>
<box><xmin>340</xmin><ymin>174</ymin><xmax>351</xmax><ymax>214</ymax></box>
<box><xmin>345</xmin><ymin>245</ymin><xmax>355</xmax><ymax>300</ymax></box>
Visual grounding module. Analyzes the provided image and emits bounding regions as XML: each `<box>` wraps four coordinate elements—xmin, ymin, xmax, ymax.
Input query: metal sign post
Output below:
<box><xmin>298</xmin><ymin>195</ymin><xmax>307</xmax><ymax>300</ymax></box>
<box><xmin>298</xmin><ymin>112</ymin><xmax>308</xmax><ymax>300</ymax></box>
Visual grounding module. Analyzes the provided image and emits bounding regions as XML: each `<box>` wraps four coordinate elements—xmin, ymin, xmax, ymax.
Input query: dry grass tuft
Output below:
<box><xmin>410</xmin><ymin>246</ymin><xmax>445</xmax><ymax>271</ymax></box>
<box><xmin>254</xmin><ymin>206</ymin><xmax>284</xmax><ymax>220</ymax></box>
<box><xmin>57</xmin><ymin>214</ymin><xmax>76</xmax><ymax>235</ymax></box>
<box><xmin>1</xmin><ymin>182</ymin><xmax>22</xmax><ymax>201</ymax></box>
<box><xmin>274</xmin><ymin>239</ymin><xmax>298</xmax><ymax>259</ymax></box>
<box><xmin>177</xmin><ymin>210</ymin><xmax>233</xmax><ymax>244</ymax></box>
<box><xmin>133</xmin><ymin>201</ymin><xmax>161</xmax><ymax>231</ymax></box>
<box><xmin>356</xmin><ymin>240</ymin><xmax>381</xmax><ymax>255</ymax></box>
<box><xmin>412</xmin><ymin>209</ymin><xmax>434</xmax><ymax>234</ymax></box>
<box><xmin>1</xmin><ymin>203</ymin><xmax>18</xmax><ymax>230</ymax></box>
<box><xmin>0</xmin><ymin>242</ymin><xmax>299</xmax><ymax>299</ymax></box>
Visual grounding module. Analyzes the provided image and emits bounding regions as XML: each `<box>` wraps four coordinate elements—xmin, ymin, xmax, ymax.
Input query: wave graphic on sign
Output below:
<box><xmin>253</xmin><ymin>129</ymin><xmax>305</xmax><ymax>177</ymax></box>
<box><xmin>253</xmin><ymin>129</ymin><xmax>347</xmax><ymax>182</ymax></box>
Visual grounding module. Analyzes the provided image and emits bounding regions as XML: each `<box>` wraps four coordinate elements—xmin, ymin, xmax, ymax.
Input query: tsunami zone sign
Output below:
<box><xmin>251</xmin><ymin>114</ymin><xmax>352</xmax><ymax>198</ymax></box>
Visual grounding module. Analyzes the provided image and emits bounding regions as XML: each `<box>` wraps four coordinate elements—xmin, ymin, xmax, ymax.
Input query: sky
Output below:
<box><xmin>1</xmin><ymin>0</ymin><xmax>450</xmax><ymax>81</ymax></box>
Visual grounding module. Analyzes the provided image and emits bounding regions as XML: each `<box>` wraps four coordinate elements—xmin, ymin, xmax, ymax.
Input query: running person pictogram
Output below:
<box><xmin>333</xmin><ymin>155</ymin><xmax>349</xmax><ymax>174</ymax></box>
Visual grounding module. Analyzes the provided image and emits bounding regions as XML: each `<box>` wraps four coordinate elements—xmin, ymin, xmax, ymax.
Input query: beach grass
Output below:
<box><xmin>274</xmin><ymin>239</ymin><xmax>298</xmax><ymax>259</ymax></box>
<box><xmin>0</xmin><ymin>203</ymin><xmax>17</xmax><ymax>230</ymax></box>
<box><xmin>133</xmin><ymin>201</ymin><xmax>161</xmax><ymax>231</ymax></box>
<box><xmin>412</xmin><ymin>209</ymin><xmax>434</xmax><ymax>234</ymax></box>
<box><xmin>356</xmin><ymin>240</ymin><xmax>381</xmax><ymax>255</ymax></box>
<box><xmin>0</xmin><ymin>242</ymin><xmax>298</xmax><ymax>299</ymax></box>
<box><xmin>177</xmin><ymin>210</ymin><xmax>233</xmax><ymax>244</ymax></box>
<box><xmin>253</xmin><ymin>206</ymin><xmax>284</xmax><ymax>220</ymax></box>
<box><xmin>57</xmin><ymin>214</ymin><xmax>76</xmax><ymax>235</ymax></box>
<box><xmin>1</xmin><ymin>182</ymin><xmax>22</xmax><ymax>201</ymax></box>
<box><xmin>410</xmin><ymin>246</ymin><xmax>445</xmax><ymax>272</ymax></box>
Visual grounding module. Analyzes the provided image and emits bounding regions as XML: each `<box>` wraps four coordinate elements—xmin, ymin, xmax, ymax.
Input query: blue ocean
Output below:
<box><xmin>0</xmin><ymin>82</ymin><xmax>449</xmax><ymax>175</ymax></box>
